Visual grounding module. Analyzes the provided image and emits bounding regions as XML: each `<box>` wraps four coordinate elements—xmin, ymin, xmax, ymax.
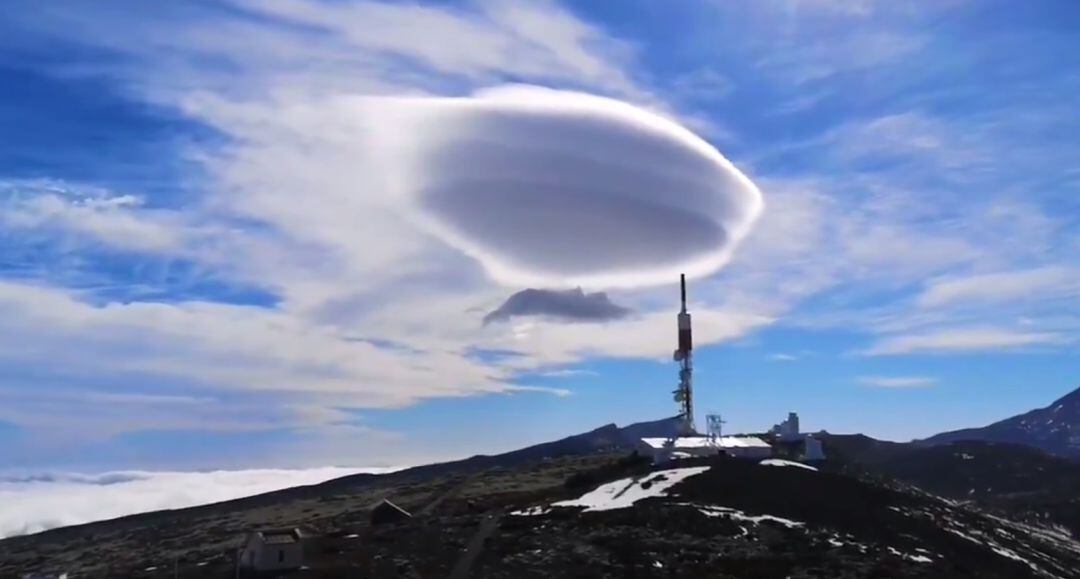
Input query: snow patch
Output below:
<box><xmin>888</xmin><ymin>546</ymin><xmax>933</xmax><ymax>564</ymax></box>
<box><xmin>549</xmin><ymin>467</ymin><xmax>711</xmax><ymax>513</ymax></box>
<box><xmin>690</xmin><ymin>503</ymin><xmax>804</xmax><ymax>528</ymax></box>
<box><xmin>944</xmin><ymin>525</ymin><xmax>1042</xmax><ymax>574</ymax></box>
<box><xmin>826</xmin><ymin>533</ymin><xmax>870</xmax><ymax>552</ymax></box>
<box><xmin>509</xmin><ymin>505</ymin><xmax>552</xmax><ymax>517</ymax></box>
<box><xmin>759</xmin><ymin>459</ymin><xmax>818</xmax><ymax>471</ymax></box>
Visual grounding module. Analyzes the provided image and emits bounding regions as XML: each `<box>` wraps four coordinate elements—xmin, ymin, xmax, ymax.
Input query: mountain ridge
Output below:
<box><xmin>922</xmin><ymin>384</ymin><xmax>1080</xmax><ymax>460</ymax></box>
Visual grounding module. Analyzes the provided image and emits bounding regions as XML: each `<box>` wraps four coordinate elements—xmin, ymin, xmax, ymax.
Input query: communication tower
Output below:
<box><xmin>672</xmin><ymin>274</ymin><xmax>695</xmax><ymax>433</ymax></box>
<box><xmin>706</xmin><ymin>414</ymin><xmax>726</xmax><ymax>440</ymax></box>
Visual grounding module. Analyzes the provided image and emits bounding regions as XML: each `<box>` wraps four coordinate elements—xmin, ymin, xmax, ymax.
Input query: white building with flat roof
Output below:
<box><xmin>638</xmin><ymin>436</ymin><xmax>772</xmax><ymax>462</ymax></box>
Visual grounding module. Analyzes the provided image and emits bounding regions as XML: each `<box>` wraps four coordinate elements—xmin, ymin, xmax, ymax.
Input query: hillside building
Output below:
<box><xmin>239</xmin><ymin>528</ymin><xmax>306</xmax><ymax>573</ymax></box>
<box><xmin>371</xmin><ymin>498</ymin><xmax>412</xmax><ymax>525</ymax></box>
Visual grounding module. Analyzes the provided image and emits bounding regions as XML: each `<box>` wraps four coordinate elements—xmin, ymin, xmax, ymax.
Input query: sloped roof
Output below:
<box><xmin>373</xmin><ymin>498</ymin><xmax>412</xmax><ymax>518</ymax></box>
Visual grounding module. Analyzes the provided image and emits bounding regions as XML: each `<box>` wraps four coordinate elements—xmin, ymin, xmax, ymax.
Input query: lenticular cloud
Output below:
<box><xmin>384</xmin><ymin>86</ymin><xmax>764</xmax><ymax>288</ymax></box>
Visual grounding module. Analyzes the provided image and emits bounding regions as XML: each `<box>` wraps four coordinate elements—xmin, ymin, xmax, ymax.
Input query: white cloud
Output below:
<box><xmin>2</xmin><ymin>0</ymin><xmax>1076</xmax><ymax>467</ymax></box>
<box><xmin>381</xmin><ymin>85</ymin><xmax>763</xmax><ymax>288</ymax></box>
<box><xmin>496</xmin><ymin>308</ymin><xmax>774</xmax><ymax>367</ymax></box>
<box><xmin>784</xmin><ymin>0</ymin><xmax>877</xmax><ymax>16</ymax></box>
<box><xmin>669</xmin><ymin>67</ymin><xmax>734</xmax><ymax>102</ymax></box>
<box><xmin>0</xmin><ymin>182</ymin><xmax>186</xmax><ymax>254</ymax></box>
<box><xmin>857</xmin><ymin>375</ymin><xmax>936</xmax><ymax>388</ymax></box>
<box><xmin>229</xmin><ymin>0</ymin><xmax>642</xmax><ymax>96</ymax></box>
<box><xmin>755</xmin><ymin>30</ymin><xmax>924</xmax><ymax>85</ymax></box>
<box><xmin>769</xmin><ymin>353</ymin><xmax>798</xmax><ymax>361</ymax></box>
<box><xmin>536</xmin><ymin>368</ymin><xmax>598</xmax><ymax>378</ymax></box>
<box><xmin>0</xmin><ymin>281</ymin><xmax>546</xmax><ymax>411</ymax></box>
<box><xmin>0</xmin><ymin>467</ymin><xmax>397</xmax><ymax>538</ymax></box>
<box><xmin>918</xmin><ymin>267</ymin><xmax>1080</xmax><ymax>309</ymax></box>
<box><xmin>861</xmin><ymin>327</ymin><xmax>1065</xmax><ymax>356</ymax></box>
<box><xmin>0</xmin><ymin>1</ymin><xmax>763</xmax><ymax>455</ymax></box>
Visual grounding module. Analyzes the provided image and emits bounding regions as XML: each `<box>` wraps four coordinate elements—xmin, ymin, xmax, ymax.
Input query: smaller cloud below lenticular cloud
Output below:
<box><xmin>484</xmin><ymin>287</ymin><xmax>629</xmax><ymax>324</ymax></box>
<box><xmin>0</xmin><ymin>467</ymin><xmax>397</xmax><ymax>538</ymax></box>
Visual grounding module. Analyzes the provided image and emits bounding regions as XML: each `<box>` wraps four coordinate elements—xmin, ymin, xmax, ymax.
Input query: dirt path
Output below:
<box><xmin>446</xmin><ymin>512</ymin><xmax>501</xmax><ymax>579</ymax></box>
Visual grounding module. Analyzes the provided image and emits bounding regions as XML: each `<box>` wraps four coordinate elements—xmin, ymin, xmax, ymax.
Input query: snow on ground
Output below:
<box><xmin>548</xmin><ymin>466</ymin><xmax>711</xmax><ymax>513</ymax></box>
<box><xmin>690</xmin><ymin>503</ymin><xmax>804</xmax><ymax>528</ymax></box>
<box><xmin>888</xmin><ymin>546</ymin><xmax>933</xmax><ymax>564</ymax></box>
<box><xmin>826</xmin><ymin>533</ymin><xmax>870</xmax><ymax>553</ymax></box>
<box><xmin>943</xmin><ymin>524</ymin><xmax>1041</xmax><ymax>574</ymax></box>
<box><xmin>509</xmin><ymin>505</ymin><xmax>552</xmax><ymax>516</ymax></box>
<box><xmin>759</xmin><ymin>459</ymin><xmax>818</xmax><ymax>471</ymax></box>
<box><xmin>985</xmin><ymin>514</ymin><xmax>1080</xmax><ymax>558</ymax></box>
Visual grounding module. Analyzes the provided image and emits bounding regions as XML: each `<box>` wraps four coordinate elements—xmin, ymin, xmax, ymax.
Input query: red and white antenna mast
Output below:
<box><xmin>673</xmin><ymin>274</ymin><xmax>695</xmax><ymax>434</ymax></box>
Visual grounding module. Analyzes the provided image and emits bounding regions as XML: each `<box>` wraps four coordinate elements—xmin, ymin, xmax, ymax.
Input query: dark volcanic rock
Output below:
<box><xmin>824</xmin><ymin>433</ymin><xmax>1080</xmax><ymax>538</ymax></box>
<box><xmin>5</xmin><ymin>421</ymin><xmax>1080</xmax><ymax>578</ymax></box>
<box><xmin>488</xmin><ymin>457</ymin><xmax>1080</xmax><ymax>579</ymax></box>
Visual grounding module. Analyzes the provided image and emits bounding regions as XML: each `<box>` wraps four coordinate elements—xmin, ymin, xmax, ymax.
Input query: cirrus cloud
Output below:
<box><xmin>860</xmin><ymin>327</ymin><xmax>1066</xmax><ymax>356</ymax></box>
<box><xmin>857</xmin><ymin>375</ymin><xmax>936</xmax><ymax>388</ymax></box>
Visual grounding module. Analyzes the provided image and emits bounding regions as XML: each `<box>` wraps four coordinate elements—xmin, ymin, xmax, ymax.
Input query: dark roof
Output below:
<box><xmin>371</xmin><ymin>498</ymin><xmax>412</xmax><ymax>524</ymax></box>
<box><xmin>253</xmin><ymin>528</ymin><xmax>304</xmax><ymax>544</ymax></box>
<box><xmin>374</xmin><ymin>499</ymin><xmax>411</xmax><ymax>517</ymax></box>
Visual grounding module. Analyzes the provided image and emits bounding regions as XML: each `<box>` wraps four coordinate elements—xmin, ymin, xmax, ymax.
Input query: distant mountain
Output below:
<box><xmin>428</xmin><ymin>416</ymin><xmax>682</xmax><ymax>472</ymax></box>
<box><xmin>921</xmin><ymin>385</ymin><xmax>1080</xmax><ymax>460</ymax></box>
<box><xmin>822</xmin><ymin>434</ymin><xmax>1080</xmax><ymax>536</ymax></box>
<box><xmin>615</xmin><ymin>415</ymin><xmax>686</xmax><ymax>441</ymax></box>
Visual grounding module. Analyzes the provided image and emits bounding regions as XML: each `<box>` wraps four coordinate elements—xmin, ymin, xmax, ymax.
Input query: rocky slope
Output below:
<box><xmin>922</xmin><ymin>385</ymin><xmax>1080</xmax><ymax>460</ymax></box>
<box><xmin>823</xmin><ymin>434</ymin><xmax>1080</xmax><ymax>538</ymax></box>
<box><xmin>3</xmin><ymin>446</ymin><xmax>1080</xmax><ymax>578</ymax></box>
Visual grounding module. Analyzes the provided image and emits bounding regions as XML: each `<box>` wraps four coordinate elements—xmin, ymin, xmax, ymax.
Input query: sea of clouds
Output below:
<box><xmin>0</xmin><ymin>467</ymin><xmax>397</xmax><ymax>538</ymax></box>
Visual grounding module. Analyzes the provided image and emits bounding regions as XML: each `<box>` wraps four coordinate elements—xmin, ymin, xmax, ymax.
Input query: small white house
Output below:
<box><xmin>638</xmin><ymin>436</ymin><xmax>772</xmax><ymax>462</ymax></box>
<box><xmin>240</xmin><ymin>528</ymin><xmax>305</xmax><ymax>572</ymax></box>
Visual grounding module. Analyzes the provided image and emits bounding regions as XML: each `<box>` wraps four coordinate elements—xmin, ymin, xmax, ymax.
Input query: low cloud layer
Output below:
<box><xmin>484</xmin><ymin>287</ymin><xmax>630</xmax><ymax>324</ymax></box>
<box><xmin>0</xmin><ymin>467</ymin><xmax>396</xmax><ymax>538</ymax></box>
<box><xmin>391</xmin><ymin>86</ymin><xmax>764</xmax><ymax>288</ymax></box>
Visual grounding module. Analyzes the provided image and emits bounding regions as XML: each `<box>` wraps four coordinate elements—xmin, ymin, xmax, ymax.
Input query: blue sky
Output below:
<box><xmin>0</xmin><ymin>0</ymin><xmax>1078</xmax><ymax>471</ymax></box>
